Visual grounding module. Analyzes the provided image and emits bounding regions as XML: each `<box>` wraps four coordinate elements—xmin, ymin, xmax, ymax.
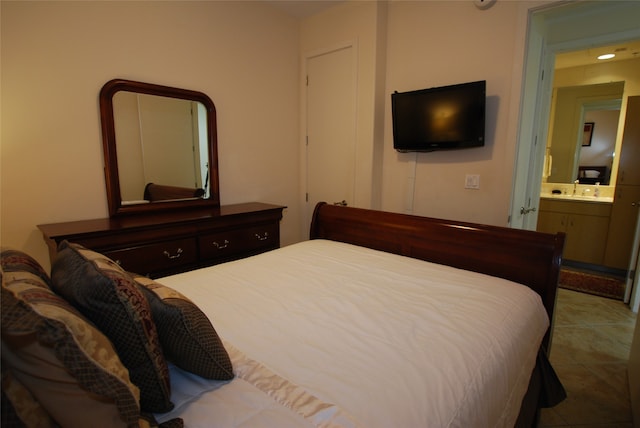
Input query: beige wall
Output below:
<box><xmin>381</xmin><ymin>1</ymin><xmax>527</xmax><ymax>225</ymax></box>
<box><xmin>1</xmin><ymin>1</ymin><xmax>302</xmax><ymax>269</ymax></box>
<box><xmin>551</xmin><ymin>58</ymin><xmax>640</xmax><ymax>187</ymax></box>
<box><xmin>300</xmin><ymin>1</ymin><xmax>386</xmax><ymax>213</ymax></box>
<box><xmin>0</xmin><ymin>0</ymin><xmax>565</xmax><ymax>269</ymax></box>
<box><xmin>581</xmin><ymin>109</ymin><xmax>620</xmax><ymax>168</ymax></box>
<box><xmin>299</xmin><ymin>1</ymin><xmax>536</xmax><ymax>226</ymax></box>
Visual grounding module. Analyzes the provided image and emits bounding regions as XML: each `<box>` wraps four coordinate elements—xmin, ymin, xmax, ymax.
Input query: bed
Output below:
<box><xmin>143</xmin><ymin>183</ymin><xmax>206</xmax><ymax>202</ymax></box>
<box><xmin>1</xmin><ymin>203</ymin><xmax>566</xmax><ymax>428</ymax></box>
<box><xmin>577</xmin><ymin>165</ymin><xmax>608</xmax><ymax>185</ymax></box>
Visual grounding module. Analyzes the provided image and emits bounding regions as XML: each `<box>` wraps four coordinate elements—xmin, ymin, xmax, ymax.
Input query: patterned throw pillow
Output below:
<box><xmin>0</xmin><ymin>249</ymin><xmax>143</xmax><ymax>427</ymax></box>
<box><xmin>133</xmin><ymin>275</ymin><xmax>234</xmax><ymax>380</ymax></box>
<box><xmin>50</xmin><ymin>241</ymin><xmax>173</xmax><ymax>413</ymax></box>
<box><xmin>1</xmin><ymin>367</ymin><xmax>53</xmax><ymax>428</ymax></box>
<box><xmin>0</xmin><ymin>248</ymin><xmax>52</xmax><ymax>288</ymax></box>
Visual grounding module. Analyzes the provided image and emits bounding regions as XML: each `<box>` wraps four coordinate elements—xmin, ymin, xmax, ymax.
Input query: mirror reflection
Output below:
<box><xmin>543</xmin><ymin>81</ymin><xmax>624</xmax><ymax>185</ymax></box>
<box><xmin>100</xmin><ymin>79</ymin><xmax>219</xmax><ymax>216</ymax></box>
<box><xmin>113</xmin><ymin>91</ymin><xmax>210</xmax><ymax>203</ymax></box>
<box><xmin>576</xmin><ymin>102</ymin><xmax>621</xmax><ymax>185</ymax></box>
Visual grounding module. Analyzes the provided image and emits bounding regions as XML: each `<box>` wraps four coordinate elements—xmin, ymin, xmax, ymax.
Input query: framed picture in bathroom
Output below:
<box><xmin>582</xmin><ymin>122</ymin><xmax>594</xmax><ymax>146</ymax></box>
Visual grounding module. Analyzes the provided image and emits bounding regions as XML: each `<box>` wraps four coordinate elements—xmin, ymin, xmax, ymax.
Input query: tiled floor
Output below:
<box><xmin>538</xmin><ymin>288</ymin><xmax>637</xmax><ymax>427</ymax></box>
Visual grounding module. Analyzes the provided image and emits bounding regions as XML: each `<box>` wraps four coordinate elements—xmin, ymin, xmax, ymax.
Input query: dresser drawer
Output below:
<box><xmin>39</xmin><ymin>203</ymin><xmax>285</xmax><ymax>277</ymax></box>
<box><xmin>199</xmin><ymin>223</ymin><xmax>279</xmax><ymax>261</ymax></box>
<box><xmin>104</xmin><ymin>238</ymin><xmax>198</xmax><ymax>276</ymax></box>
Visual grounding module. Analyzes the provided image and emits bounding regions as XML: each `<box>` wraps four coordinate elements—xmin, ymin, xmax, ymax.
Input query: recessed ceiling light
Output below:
<box><xmin>597</xmin><ymin>53</ymin><xmax>615</xmax><ymax>60</ymax></box>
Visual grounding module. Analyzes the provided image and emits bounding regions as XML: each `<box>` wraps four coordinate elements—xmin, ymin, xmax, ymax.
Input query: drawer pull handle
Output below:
<box><xmin>213</xmin><ymin>239</ymin><xmax>229</xmax><ymax>250</ymax></box>
<box><xmin>255</xmin><ymin>232</ymin><xmax>269</xmax><ymax>241</ymax></box>
<box><xmin>163</xmin><ymin>248</ymin><xmax>183</xmax><ymax>259</ymax></box>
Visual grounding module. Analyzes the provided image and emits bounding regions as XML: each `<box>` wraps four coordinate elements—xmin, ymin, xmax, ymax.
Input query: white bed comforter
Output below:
<box><xmin>155</xmin><ymin>240</ymin><xmax>549</xmax><ymax>428</ymax></box>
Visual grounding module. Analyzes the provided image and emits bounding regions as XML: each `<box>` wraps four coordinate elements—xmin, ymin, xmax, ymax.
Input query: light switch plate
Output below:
<box><xmin>465</xmin><ymin>174</ymin><xmax>480</xmax><ymax>189</ymax></box>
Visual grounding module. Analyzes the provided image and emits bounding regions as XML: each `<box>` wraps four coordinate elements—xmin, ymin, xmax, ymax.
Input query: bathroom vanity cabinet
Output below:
<box><xmin>537</xmin><ymin>198</ymin><xmax>611</xmax><ymax>265</ymax></box>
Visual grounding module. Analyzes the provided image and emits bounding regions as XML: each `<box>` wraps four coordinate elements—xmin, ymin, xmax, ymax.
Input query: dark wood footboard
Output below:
<box><xmin>310</xmin><ymin>202</ymin><xmax>565</xmax><ymax>349</ymax></box>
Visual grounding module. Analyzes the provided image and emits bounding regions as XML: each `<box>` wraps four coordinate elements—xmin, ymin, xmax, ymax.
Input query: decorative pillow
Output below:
<box><xmin>0</xmin><ymin>247</ymin><xmax>52</xmax><ymax>289</ymax></box>
<box><xmin>0</xmin><ymin>250</ymin><xmax>143</xmax><ymax>427</ymax></box>
<box><xmin>50</xmin><ymin>241</ymin><xmax>173</xmax><ymax>413</ymax></box>
<box><xmin>133</xmin><ymin>275</ymin><xmax>233</xmax><ymax>380</ymax></box>
<box><xmin>1</xmin><ymin>367</ymin><xmax>53</xmax><ymax>428</ymax></box>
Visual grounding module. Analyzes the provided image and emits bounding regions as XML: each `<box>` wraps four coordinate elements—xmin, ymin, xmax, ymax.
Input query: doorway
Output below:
<box><xmin>537</xmin><ymin>49</ymin><xmax>640</xmax><ymax>307</ymax></box>
<box><xmin>511</xmin><ymin>1</ymin><xmax>640</xmax><ymax>310</ymax></box>
<box><xmin>303</xmin><ymin>43</ymin><xmax>357</xmax><ymax>235</ymax></box>
<box><xmin>513</xmin><ymin>2</ymin><xmax>640</xmax><ymax>420</ymax></box>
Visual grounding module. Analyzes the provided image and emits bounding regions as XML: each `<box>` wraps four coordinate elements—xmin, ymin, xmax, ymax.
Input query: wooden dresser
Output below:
<box><xmin>38</xmin><ymin>202</ymin><xmax>285</xmax><ymax>278</ymax></box>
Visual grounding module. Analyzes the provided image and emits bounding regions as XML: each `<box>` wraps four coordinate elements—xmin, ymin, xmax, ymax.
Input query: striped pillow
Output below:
<box><xmin>50</xmin><ymin>241</ymin><xmax>172</xmax><ymax>413</ymax></box>
<box><xmin>1</xmin><ymin>248</ymin><xmax>144</xmax><ymax>427</ymax></box>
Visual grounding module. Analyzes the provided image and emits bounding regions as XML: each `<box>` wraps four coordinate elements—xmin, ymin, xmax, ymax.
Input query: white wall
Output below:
<box><xmin>300</xmin><ymin>1</ymin><xmax>385</xmax><ymax>212</ymax></box>
<box><xmin>1</xmin><ymin>0</ymin><xmax>586</xmax><ymax>269</ymax></box>
<box><xmin>1</xmin><ymin>1</ymin><xmax>301</xmax><ymax>269</ymax></box>
<box><xmin>299</xmin><ymin>1</ymin><xmax>538</xmax><ymax>226</ymax></box>
<box><xmin>381</xmin><ymin>1</ymin><xmax>527</xmax><ymax>225</ymax></box>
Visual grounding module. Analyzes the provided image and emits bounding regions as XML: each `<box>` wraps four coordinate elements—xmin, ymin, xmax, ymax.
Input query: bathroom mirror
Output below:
<box><xmin>544</xmin><ymin>81</ymin><xmax>624</xmax><ymax>185</ymax></box>
<box><xmin>100</xmin><ymin>79</ymin><xmax>220</xmax><ymax>216</ymax></box>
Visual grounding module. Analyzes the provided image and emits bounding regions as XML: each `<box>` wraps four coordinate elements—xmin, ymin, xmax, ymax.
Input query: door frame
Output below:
<box><xmin>508</xmin><ymin>8</ymin><xmax>554</xmax><ymax>230</ymax></box>
<box><xmin>510</xmin><ymin>2</ymin><xmax>640</xmax><ymax>231</ymax></box>
<box><xmin>512</xmin><ymin>2</ymin><xmax>640</xmax><ymax>310</ymax></box>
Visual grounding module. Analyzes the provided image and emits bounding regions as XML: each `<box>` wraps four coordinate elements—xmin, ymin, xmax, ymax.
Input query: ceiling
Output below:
<box><xmin>555</xmin><ymin>39</ymin><xmax>640</xmax><ymax>69</ymax></box>
<box><xmin>264</xmin><ymin>1</ymin><xmax>640</xmax><ymax>69</ymax></box>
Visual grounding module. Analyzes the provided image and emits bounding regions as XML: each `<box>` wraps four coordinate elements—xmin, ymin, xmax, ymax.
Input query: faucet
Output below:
<box><xmin>573</xmin><ymin>180</ymin><xmax>579</xmax><ymax>196</ymax></box>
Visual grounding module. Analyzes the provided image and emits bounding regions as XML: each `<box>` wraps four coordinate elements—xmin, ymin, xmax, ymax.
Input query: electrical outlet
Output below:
<box><xmin>465</xmin><ymin>174</ymin><xmax>480</xmax><ymax>189</ymax></box>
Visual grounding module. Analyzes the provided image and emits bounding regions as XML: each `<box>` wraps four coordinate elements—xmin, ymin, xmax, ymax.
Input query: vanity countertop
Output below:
<box><xmin>540</xmin><ymin>194</ymin><xmax>613</xmax><ymax>204</ymax></box>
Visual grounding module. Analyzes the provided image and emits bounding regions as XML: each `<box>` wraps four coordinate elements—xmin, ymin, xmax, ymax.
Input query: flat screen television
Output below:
<box><xmin>391</xmin><ymin>80</ymin><xmax>486</xmax><ymax>152</ymax></box>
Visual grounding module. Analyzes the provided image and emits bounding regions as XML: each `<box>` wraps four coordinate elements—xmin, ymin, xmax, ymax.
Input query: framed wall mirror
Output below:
<box><xmin>100</xmin><ymin>79</ymin><xmax>220</xmax><ymax>216</ymax></box>
<box><xmin>544</xmin><ymin>81</ymin><xmax>624</xmax><ymax>186</ymax></box>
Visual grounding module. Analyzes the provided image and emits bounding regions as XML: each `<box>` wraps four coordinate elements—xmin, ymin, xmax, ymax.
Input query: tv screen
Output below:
<box><xmin>391</xmin><ymin>80</ymin><xmax>486</xmax><ymax>152</ymax></box>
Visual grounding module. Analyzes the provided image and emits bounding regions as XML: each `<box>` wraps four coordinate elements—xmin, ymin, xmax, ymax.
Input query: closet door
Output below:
<box><xmin>604</xmin><ymin>185</ymin><xmax>640</xmax><ymax>269</ymax></box>
<box><xmin>305</xmin><ymin>45</ymin><xmax>356</xmax><ymax>228</ymax></box>
<box><xmin>605</xmin><ymin>96</ymin><xmax>640</xmax><ymax>269</ymax></box>
<box><xmin>617</xmin><ymin>96</ymin><xmax>640</xmax><ymax>185</ymax></box>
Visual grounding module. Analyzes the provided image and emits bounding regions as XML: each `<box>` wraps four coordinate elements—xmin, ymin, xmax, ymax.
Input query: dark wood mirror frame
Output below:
<box><xmin>99</xmin><ymin>78</ymin><xmax>220</xmax><ymax>216</ymax></box>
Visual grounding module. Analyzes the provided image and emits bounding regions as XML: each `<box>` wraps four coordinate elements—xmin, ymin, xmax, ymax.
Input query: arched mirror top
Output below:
<box><xmin>100</xmin><ymin>79</ymin><xmax>220</xmax><ymax>216</ymax></box>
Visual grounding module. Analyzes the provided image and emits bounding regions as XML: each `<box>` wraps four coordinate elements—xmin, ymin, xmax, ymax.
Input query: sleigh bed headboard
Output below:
<box><xmin>310</xmin><ymin>202</ymin><xmax>565</xmax><ymax>346</ymax></box>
